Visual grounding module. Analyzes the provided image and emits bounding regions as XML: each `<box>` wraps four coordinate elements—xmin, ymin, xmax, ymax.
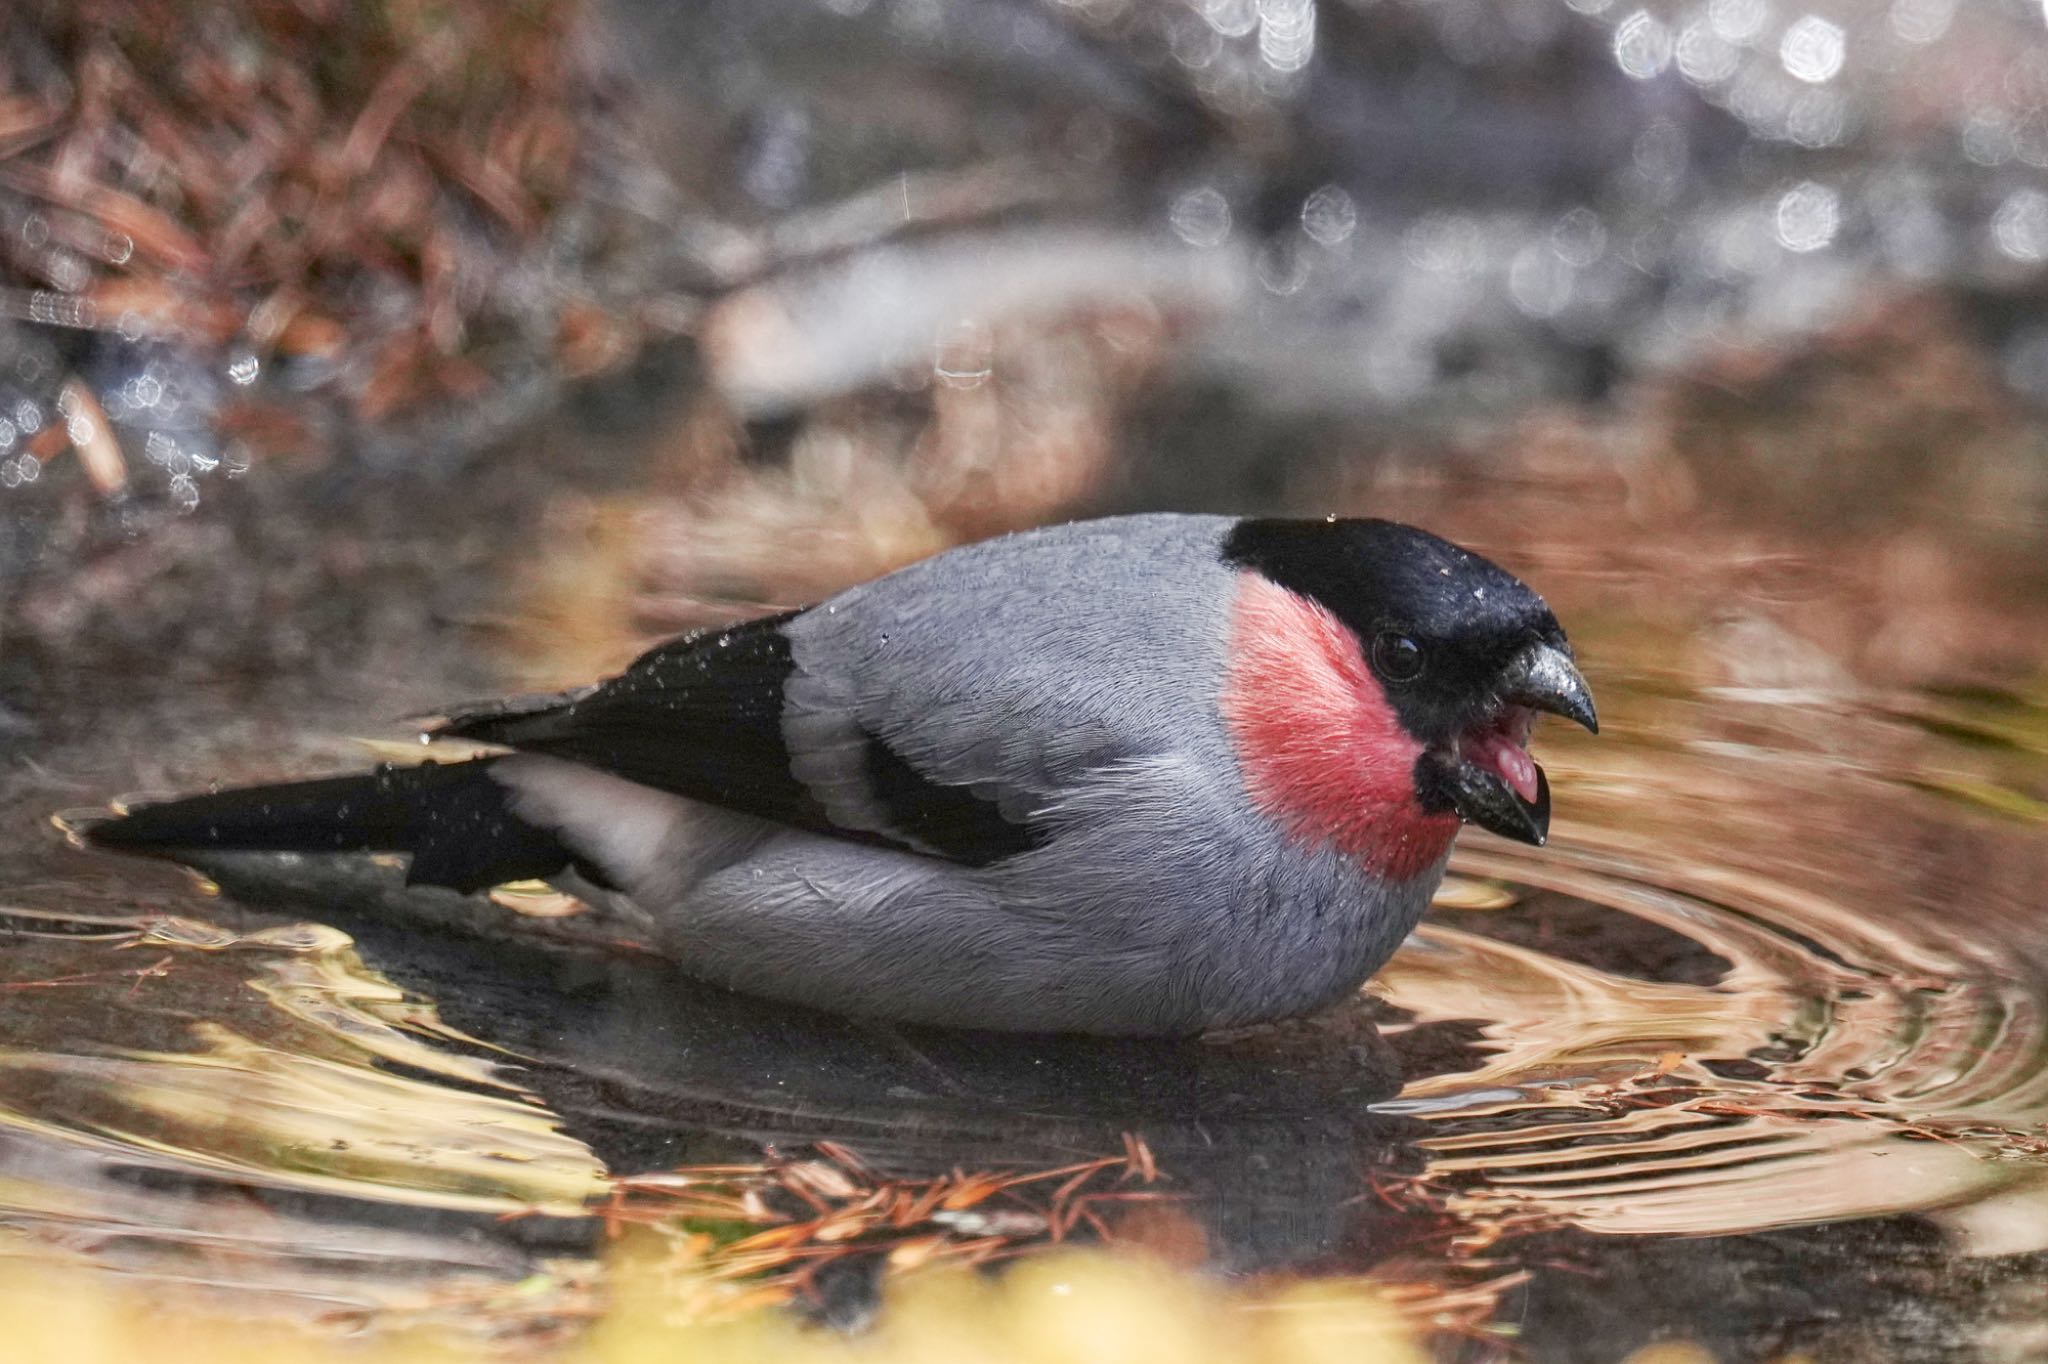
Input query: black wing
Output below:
<box><xmin>436</xmin><ymin>611</ymin><xmax>1041</xmax><ymax>867</ymax></box>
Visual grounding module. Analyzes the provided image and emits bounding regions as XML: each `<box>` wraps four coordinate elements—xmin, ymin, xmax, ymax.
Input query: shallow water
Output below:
<box><xmin>4</xmin><ymin>1</ymin><xmax>2048</xmax><ymax>1353</ymax></box>
<box><xmin>2</xmin><ymin>455</ymin><xmax>2046</xmax><ymax>1359</ymax></box>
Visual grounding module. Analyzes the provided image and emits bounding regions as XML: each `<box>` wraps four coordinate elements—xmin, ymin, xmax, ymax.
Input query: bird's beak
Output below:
<box><xmin>1418</xmin><ymin>639</ymin><xmax>1596</xmax><ymax>848</ymax></box>
<box><xmin>1438</xmin><ymin>757</ymin><xmax>1552</xmax><ymax>846</ymax></box>
<box><xmin>1498</xmin><ymin>640</ymin><xmax>1598</xmax><ymax>735</ymax></box>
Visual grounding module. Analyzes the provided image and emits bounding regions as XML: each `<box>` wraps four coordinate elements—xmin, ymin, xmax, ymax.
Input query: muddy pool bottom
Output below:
<box><xmin>3</xmin><ymin>667</ymin><xmax>2048</xmax><ymax>1362</ymax></box>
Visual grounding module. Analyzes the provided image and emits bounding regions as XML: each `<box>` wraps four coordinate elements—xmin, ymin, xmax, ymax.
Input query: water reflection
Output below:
<box><xmin>6</xmin><ymin>636</ymin><xmax>2048</xmax><ymax>1351</ymax></box>
<box><xmin>0</xmin><ymin>906</ymin><xmax>603</xmax><ymax>1335</ymax></box>
<box><xmin>1363</xmin><ymin>661</ymin><xmax>2048</xmax><ymax>1271</ymax></box>
<box><xmin>0</xmin><ymin>855</ymin><xmax>1437</xmax><ymax>1333</ymax></box>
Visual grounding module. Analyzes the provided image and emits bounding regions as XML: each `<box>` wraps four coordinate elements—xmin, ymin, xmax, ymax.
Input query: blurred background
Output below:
<box><xmin>2</xmin><ymin>0</ymin><xmax>2046</xmax><ymax>694</ymax></box>
<box><xmin>3</xmin><ymin>2</ymin><xmax>2048</xmax><ymax>1361</ymax></box>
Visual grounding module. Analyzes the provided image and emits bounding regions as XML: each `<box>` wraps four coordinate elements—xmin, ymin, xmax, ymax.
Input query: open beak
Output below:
<box><xmin>1424</xmin><ymin>641</ymin><xmax>1596</xmax><ymax>847</ymax></box>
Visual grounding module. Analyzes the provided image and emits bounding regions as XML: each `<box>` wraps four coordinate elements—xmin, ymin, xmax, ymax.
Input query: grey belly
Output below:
<box><xmin>644</xmin><ymin>826</ymin><xmax>1443</xmax><ymax>1035</ymax></box>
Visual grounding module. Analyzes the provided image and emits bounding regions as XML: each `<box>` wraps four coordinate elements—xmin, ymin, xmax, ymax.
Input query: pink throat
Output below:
<box><xmin>1220</xmin><ymin>573</ymin><xmax>1459</xmax><ymax>881</ymax></box>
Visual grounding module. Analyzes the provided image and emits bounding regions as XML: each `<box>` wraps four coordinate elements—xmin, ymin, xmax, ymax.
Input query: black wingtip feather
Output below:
<box><xmin>428</xmin><ymin>683</ymin><xmax>601</xmax><ymax>747</ymax></box>
<box><xmin>84</xmin><ymin>759</ymin><xmax>577</xmax><ymax>895</ymax></box>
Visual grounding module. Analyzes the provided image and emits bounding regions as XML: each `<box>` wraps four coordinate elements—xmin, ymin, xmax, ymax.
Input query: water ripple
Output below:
<box><xmin>1376</xmin><ymin>807</ymin><xmax>2048</xmax><ymax>1245</ymax></box>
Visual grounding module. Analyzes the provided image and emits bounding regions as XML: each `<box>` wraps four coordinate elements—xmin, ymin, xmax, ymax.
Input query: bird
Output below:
<box><xmin>83</xmin><ymin>513</ymin><xmax>1596</xmax><ymax>1036</ymax></box>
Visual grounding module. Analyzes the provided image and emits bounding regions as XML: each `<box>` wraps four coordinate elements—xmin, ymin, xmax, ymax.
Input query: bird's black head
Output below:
<box><xmin>1221</xmin><ymin>516</ymin><xmax>1597</xmax><ymax>846</ymax></box>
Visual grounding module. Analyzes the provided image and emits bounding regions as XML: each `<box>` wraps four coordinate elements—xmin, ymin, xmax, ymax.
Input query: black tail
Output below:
<box><xmin>84</xmin><ymin>759</ymin><xmax>577</xmax><ymax>895</ymax></box>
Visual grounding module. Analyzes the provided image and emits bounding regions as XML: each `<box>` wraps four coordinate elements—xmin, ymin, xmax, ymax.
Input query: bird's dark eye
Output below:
<box><xmin>1370</xmin><ymin>632</ymin><xmax>1425</xmax><ymax>683</ymax></box>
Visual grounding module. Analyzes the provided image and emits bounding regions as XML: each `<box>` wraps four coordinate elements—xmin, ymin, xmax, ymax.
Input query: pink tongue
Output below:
<box><xmin>1472</xmin><ymin>733</ymin><xmax>1540</xmax><ymax>804</ymax></box>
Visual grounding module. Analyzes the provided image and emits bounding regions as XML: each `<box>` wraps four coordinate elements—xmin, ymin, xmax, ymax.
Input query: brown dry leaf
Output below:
<box><xmin>937</xmin><ymin>1174</ymin><xmax>1007</xmax><ymax>1211</ymax></box>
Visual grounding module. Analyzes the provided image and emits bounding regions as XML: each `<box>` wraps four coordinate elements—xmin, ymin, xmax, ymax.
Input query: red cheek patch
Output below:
<box><xmin>1220</xmin><ymin>572</ymin><xmax>1459</xmax><ymax>882</ymax></box>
